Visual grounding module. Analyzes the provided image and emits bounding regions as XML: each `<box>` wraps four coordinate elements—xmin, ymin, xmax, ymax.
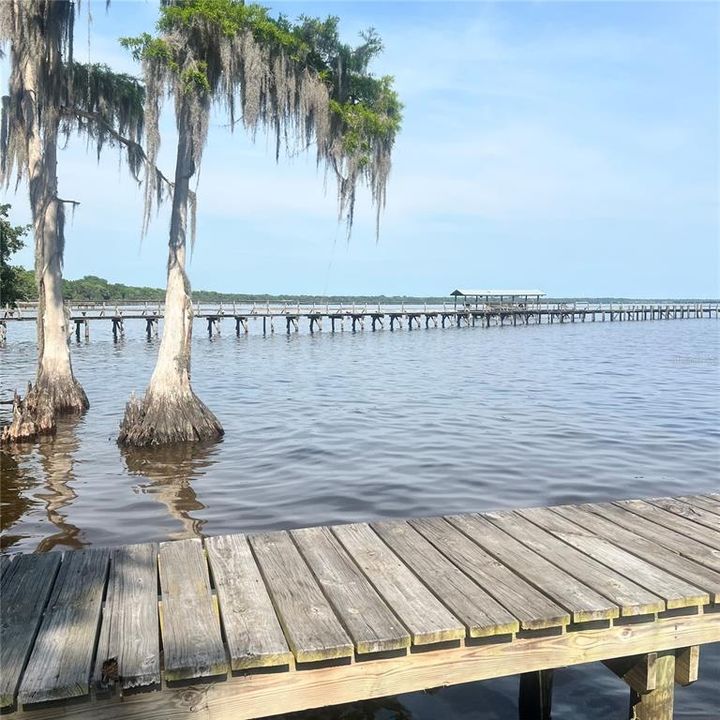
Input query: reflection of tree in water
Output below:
<box><xmin>1</xmin><ymin>417</ymin><xmax>85</xmax><ymax>552</ymax></box>
<box><xmin>120</xmin><ymin>442</ymin><xmax>219</xmax><ymax>541</ymax></box>
<box><xmin>0</xmin><ymin>450</ymin><xmax>37</xmax><ymax>550</ymax></box>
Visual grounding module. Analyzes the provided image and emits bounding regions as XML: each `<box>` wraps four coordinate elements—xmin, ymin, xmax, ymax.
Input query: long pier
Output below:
<box><xmin>2</xmin><ymin>493</ymin><xmax>719</xmax><ymax>719</ymax></box>
<box><xmin>1</xmin><ymin>300</ymin><xmax>718</xmax><ymax>341</ymax></box>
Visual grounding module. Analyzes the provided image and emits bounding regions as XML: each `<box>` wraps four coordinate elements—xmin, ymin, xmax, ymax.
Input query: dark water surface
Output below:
<box><xmin>1</xmin><ymin>318</ymin><xmax>719</xmax><ymax>718</ymax></box>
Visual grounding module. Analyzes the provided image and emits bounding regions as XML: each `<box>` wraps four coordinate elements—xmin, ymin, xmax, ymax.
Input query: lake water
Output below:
<box><xmin>1</xmin><ymin>317</ymin><xmax>719</xmax><ymax>719</ymax></box>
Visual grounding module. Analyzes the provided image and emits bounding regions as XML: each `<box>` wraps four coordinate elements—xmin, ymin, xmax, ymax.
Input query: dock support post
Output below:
<box><xmin>674</xmin><ymin>646</ymin><xmax>699</xmax><ymax>686</ymax></box>
<box><xmin>518</xmin><ymin>669</ymin><xmax>553</xmax><ymax>720</ymax></box>
<box><xmin>628</xmin><ymin>651</ymin><xmax>675</xmax><ymax>720</ymax></box>
<box><xmin>75</xmin><ymin>319</ymin><xmax>82</xmax><ymax>342</ymax></box>
<box><xmin>263</xmin><ymin>317</ymin><xmax>267</xmax><ymax>335</ymax></box>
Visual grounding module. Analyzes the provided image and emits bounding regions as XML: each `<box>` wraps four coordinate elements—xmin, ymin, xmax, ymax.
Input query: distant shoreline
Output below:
<box><xmin>9</xmin><ymin>268</ymin><xmax>718</xmax><ymax>305</ymax></box>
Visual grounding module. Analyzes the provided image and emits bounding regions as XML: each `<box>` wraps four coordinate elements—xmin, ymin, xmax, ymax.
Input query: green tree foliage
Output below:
<box><xmin>121</xmin><ymin>0</ymin><xmax>402</xmax><ymax>238</ymax></box>
<box><xmin>0</xmin><ymin>204</ymin><xmax>31</xmax><ymax>306</ymax></box>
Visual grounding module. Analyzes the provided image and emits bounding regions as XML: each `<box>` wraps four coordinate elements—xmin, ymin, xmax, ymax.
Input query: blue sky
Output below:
<box><xmin>4</xmin><ymin>1</ymin><xmax>719</xmax><ymax>297</ymax></box>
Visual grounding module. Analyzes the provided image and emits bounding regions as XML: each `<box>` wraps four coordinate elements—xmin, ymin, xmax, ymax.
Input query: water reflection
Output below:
<box><xmin>0</xmin><ymin>450</ymin><xmax>37</xmax><ymax>550</ymax></box>
<box><xmin>120</xmin><ymin>442</ymin><xmax>219</xmax><ymax>541</ymax></box>
<box><xmin>1</xmin><ymin>418</ymin><xmax>85</xmax><ymax>552</ymax></box>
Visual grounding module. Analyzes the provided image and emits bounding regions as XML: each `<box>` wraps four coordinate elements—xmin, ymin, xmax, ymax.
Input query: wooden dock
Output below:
<box><xmin>2</xmin><ymin>493</ymin><xmax>720</xmax><ymax>719</ymax></box>
<box><xmin>1</xmin><ymin>300</ymin><xmax>718</xmax><ymax>341</ymax></box>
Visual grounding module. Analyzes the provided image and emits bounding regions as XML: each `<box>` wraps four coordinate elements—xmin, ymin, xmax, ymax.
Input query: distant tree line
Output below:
<box><xmin>8</xmin><ymin>266</ymin><xmax>448</xmax><ymax>305</ymax></box>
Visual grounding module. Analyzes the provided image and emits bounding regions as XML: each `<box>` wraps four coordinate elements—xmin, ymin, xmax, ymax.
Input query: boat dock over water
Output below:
<box><xmin>2</xmin><ymin>493</ymin><xmax>719</xmax><ymax>719</ymax></box>
<box><xmin>1</xmin><ymin>300</ymin><xmax>718</xmax><ymax>341</ymax></box>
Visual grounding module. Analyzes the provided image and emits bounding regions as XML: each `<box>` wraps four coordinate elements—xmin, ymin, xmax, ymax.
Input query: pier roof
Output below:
<box><xmin>450</xmin><ymin>289</ymin><xmax>546</xmax><ymax>297</ymax></box>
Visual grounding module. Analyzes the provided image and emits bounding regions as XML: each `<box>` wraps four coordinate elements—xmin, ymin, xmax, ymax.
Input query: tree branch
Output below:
<box><xmin>63</xmin><ymin>105</ymin><xmax>175</xmax><ymax>193</ymax></box>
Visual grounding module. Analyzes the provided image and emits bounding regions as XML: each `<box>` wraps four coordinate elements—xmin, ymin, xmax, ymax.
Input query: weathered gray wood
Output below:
<box><xmin>0</xmin><ymin>553</ymin><xmax>12</xmax><ymax>579</ymax></box>
<box><xmin>205</xmin><ymin>533</ymin><xmax>292</xmax><ymax>670</ymax></box>
<box><xmin>454</xmin><ymin>512</ymin><xmax>661</xmax><ymax>618</ymax></box>
<box><xmin>19</xmin><ymin>549</ymin><xmax>109</xmax><ymax>705</ymax></box>
<box><xmin>372</xmin><ymin>520</ymin><xmax>519</xmax><ymax>637</ymax></box>
<box><xmin>679</xmin><ymin>496</ymin><xmax>720</xmax><ymax>518</ymax></box>
<box><xmin>703</xmin><ymin>493</ymin><xmax>720</xmax><ymax>506</ymax></box>
<box><xmin>4</xmin><ymin>611</ymin><xmax>719</xmax><ymax>720</ymax></box>
<box><xmin>515</xmin><ymin>507</ymin><xmax>708</xmax><ymax>609</ymax></box>
<box><xmin>615</xmin><ymin>499</ymin><xmax>720</xmax><ymax>551</ymax></box>
<box><xmin>588</xmin><ymin>502</ymin><xmax>720</xmax><ymax>573</ymax></box>
<box><xmin>158</xmin><ymin>538</ymin><xmax>227</xmax><ymax>682</ymax></box>
<box><xmin>291</xmin><ymin>526</ymin><xmax>410</xmax><ymax>654</ymax></box>
<box><xmin>648</xmin><ymin>497</ymin><xmax>720</xmax><ymax>533</ymax></box>
<box><xmin>249</xmin><ymin>531</ymin><xmax>352</xmax><ymax>662</ymax></box>
<box><xmin>93</xmin><ymin>544</ymin><xmax>160</xmax><ymax>695</ymax></box>
<box><xmin>332</xmin><ymin>523</ymin><xmax>465</xmax><ymax>644</ymax></box>
<box><xmin>0</xmin><ymin>552</ymin><xmax>62</xmax><ymax>709</ymax></box>
<box><xmin>551</xmin><ymin>504</ymin><xmax>720</xmax><ymax>603</ymax></box>
<box><xmin>410</xmin><ymin>516</ymin><xmax>569</xmax><ymax>630</ymax></box>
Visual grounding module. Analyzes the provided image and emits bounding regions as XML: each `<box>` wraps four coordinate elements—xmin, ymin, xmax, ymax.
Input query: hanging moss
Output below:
<box><xmin>122</xmin><ymin>0</ymin><xmax>402</xmax><ymax>240</ymax></box>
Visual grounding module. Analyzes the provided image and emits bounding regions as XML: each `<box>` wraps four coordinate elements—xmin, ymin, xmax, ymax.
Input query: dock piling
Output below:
<box><xmin>629</xmin><ymin>651</ymin><xmax>675</xmax><ymax>720</ymax></box>
<box><xmin>518</xmin><ymin>670</ymin><xmax>553</xmax><ymax>720</ymax></box>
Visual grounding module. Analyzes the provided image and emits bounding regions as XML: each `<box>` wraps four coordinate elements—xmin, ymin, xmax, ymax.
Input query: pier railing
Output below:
<box><xmin>3</xmin><ymin>299</ymin><xmax>719</xmax><ymax>320</ymax></box>
<box><xmin>1</xmin><ymin>300</ymin><xmax>717</xmax><ymax>342</ymax></box>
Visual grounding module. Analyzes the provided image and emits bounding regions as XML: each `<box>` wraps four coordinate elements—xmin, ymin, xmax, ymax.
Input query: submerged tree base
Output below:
<box><xmin>38</xmin><ymin>372</ymin><xmax>90</xmax><ymax>415</ymax></box>
<box><xmin>118</xmin><ymin>390</ymin><xmax>224</xmax><ymax>447</ymax></box>
<box><xmin>1</xmin><ymin>376</ymin><xmax>88</xmax><ymax>444</ymax></box>
<box><xmin>1</xmin><ymin>383</ymin><xmax>55</xmax><ymax>443</ymax></box>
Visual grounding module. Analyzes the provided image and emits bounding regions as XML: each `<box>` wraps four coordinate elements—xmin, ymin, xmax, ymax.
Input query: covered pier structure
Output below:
<box><xmin>451</xmin><ymin>289</ymin><xmax>546</xmax><ymax>309</ymax></box>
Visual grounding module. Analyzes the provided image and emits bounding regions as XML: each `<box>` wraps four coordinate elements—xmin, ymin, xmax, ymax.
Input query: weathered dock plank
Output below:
<box><xmin>589</xmin><ymin>502</ymin><xmax>720</xmax><ymax>573</ymax></box>
<box><xmin>451</xmin><ymin>512</ymin><xmax>652</xmax><ymax>619</ymax></box>
<box><xmin>206</xmin><ymin>533</ymin><xmax>292</xmax><ymax>670</ymax></box>
<box><xmin>94</xmin><ymin>544</ymin><xmax>160</xmax><ymax>695</ymax></box>
<box><xmin>19</xmin><ymin>549</ymin><xmax>109</xmax><ymax>706</ymax></box>
<box><xmin>332</xmin><ymin>522</ymin><xmax>465</xmax><ymax>644</ymax></box>
<box><xmin>249</xmin><ymin>531</ymin><xmax>353</xmax><ymax>663</ymax></box>
<box><xmin>681</xmin><ymin>496</ymin><xmax>720</xmax><ymax>517</ymax></box>
<box><xmin>615</xmin><ymin>500</ymin><xmax>720</xmax><ymax>551</ymax></box>
<box><xmin>7</xmin><ymin>612</ymin><xmax>720</xmax><ymax>720</ymax></box>
<box><xmin>0</xmin><ymin>553</ymin><xmax>62</xmax><ymax>709</ymax></box>
<box><xmin>372</xmin><ymin>520</ymin><xmax>520</xmax><ymax>637</ymax></box>
<box><xmin>409</xmin><ymin>516</ymin><xmax>570</xmax><ymax>630</ymax></box>
<box><xmin>291</xmin><ymin>526</ymin><xmax>410</xmax><ymax>654</ymax></box>
<box><xmin>3</xmin><ymin>493</ymin><xmax>720</xmax><ymax>720</ymax></box>
<box><xmin>0</xmin><ymin>553</ymin><xmax>12</xmax><ymax>578</ymax></box>
<box><xmin>551</xmin><ymin>504</ymin><xmax>720</xmax><ymax>603</ymax></box>
<box><xmin>647</xmin><ymin>497</ymin><xmax>720</xmax><ymax>533</ymax></box>
<box><xmin>158</xmin><ymin>538</ymin><xmax>227</xmax><ymax>682</ymax></box>
<box><xmin>516</xmin><ymin>507</ymin><xmax>708</xmax><ymax>609</ymax></box>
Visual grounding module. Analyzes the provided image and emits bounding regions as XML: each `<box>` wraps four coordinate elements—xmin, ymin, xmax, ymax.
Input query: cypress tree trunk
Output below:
<box><xmin>118</xmin><ymin>99</ymin><xmax>223</xmax><ymax>447</ymax></box>
<box><xmin>1</xmin><ymin>19</ymin><xmax>88</xmax><ymax>445</ymax></box>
